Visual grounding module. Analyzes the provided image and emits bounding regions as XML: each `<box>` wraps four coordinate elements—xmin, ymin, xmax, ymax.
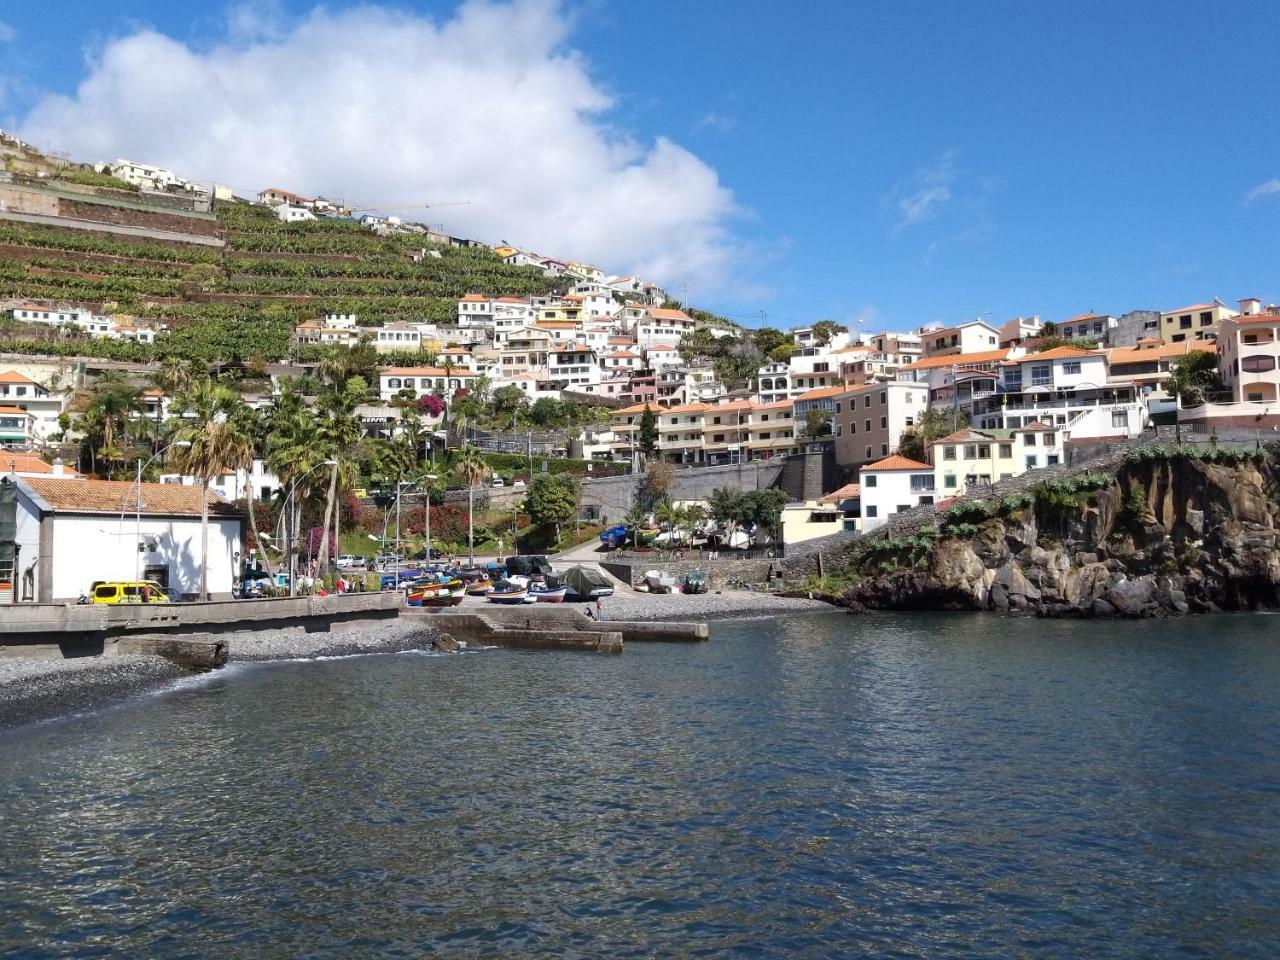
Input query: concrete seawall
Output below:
<box><xmin>0</xmin><ymin>593</ymin><xmax>403</xmax><ymax>667</ymax></box>
<box><xmin>413</xmin><ymin>606</ymin><xmax>708</xmax><ymax>652</ymax></box>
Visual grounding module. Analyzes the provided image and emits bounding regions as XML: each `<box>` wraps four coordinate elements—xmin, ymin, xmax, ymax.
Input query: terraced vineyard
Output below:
<box><xmin>0</xmin><ymin>202</ymin><xmax>563</xmax><ymax>362</ymax></box>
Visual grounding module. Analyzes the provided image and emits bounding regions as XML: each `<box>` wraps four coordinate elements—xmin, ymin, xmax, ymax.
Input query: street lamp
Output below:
<box><xmin>129</xmin><ymin>439</ymin><xmax>191</xmax><ymax>585</ymax></box>
<box><xmin>283</xmin><ymin>459</ymin><xmax>337</xmax><ymax>596</ymax></box>
<box><xmin>393</xmin><ymin>472</ymin><xmax>437</xmax><ymax>567</ymax></box>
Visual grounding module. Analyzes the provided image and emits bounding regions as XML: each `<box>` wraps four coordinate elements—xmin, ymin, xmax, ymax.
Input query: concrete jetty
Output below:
<box><xmin>410</xmin><ymin>606</ymin><xmax>709</xmax><ymax>653</ymax></box>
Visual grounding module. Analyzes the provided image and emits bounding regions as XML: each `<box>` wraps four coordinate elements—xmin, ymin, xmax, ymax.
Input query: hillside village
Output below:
<box><xmin>0</xmin><ymin>131</ymin><xmax>1277</xmax><ymax>600</ymax></box>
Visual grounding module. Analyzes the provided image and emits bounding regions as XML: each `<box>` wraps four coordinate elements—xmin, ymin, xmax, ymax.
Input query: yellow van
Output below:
<box><xmin>89</xmin><ymin>581</ymin><xmax>171</xmax><ymax>604</ymax></box>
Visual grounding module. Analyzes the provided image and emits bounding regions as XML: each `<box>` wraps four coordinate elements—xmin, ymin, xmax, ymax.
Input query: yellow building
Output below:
<box><xmin>1159</xmin><ymin>300</ymin><xmax>1237</xmax><ymax>344</ymax></box>
<box><xmin>931</xmin><ymin>424</ymin><xmax>1064</xmax><ymax>496</ymax></box>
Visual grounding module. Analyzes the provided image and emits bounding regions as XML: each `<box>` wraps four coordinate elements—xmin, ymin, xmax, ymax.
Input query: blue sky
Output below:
<box><xmin>1</xmin><ymin>0</ymin><xmax>1277</xmax><ymax>332</ymax></box>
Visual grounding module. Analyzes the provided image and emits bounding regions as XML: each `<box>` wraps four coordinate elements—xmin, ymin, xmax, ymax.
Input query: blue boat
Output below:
<box><xmin>599</xmin><ymin>525</ymin><xmax>628</xmax><ymax>548</ymax></box>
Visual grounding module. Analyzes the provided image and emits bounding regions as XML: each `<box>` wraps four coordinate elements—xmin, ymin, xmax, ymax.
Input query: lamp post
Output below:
<box><xmin>284</xmin><ymin>459</ymin><xmax>336</xmax><ymax>597</ymax></box>
<box><xmin>392</xmin><ymin>472</ymin><xmax>436</xmax><ymax>566</ymax></box>
<box><xmin>132</xmin><ymin>439</ymin><xmax>191</xmax><ymax>585</ymax></box>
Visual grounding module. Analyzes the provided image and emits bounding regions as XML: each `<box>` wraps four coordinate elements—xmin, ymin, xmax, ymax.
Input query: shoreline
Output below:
<box><xmin>0</xmin><ymin>596</ymin><xmax>833</xmax><ymax>730</ymax></box>
<box><xmin>0</xmin><ymin>616</ymin><xmax>443</xmax><ymax>730</ymax></box>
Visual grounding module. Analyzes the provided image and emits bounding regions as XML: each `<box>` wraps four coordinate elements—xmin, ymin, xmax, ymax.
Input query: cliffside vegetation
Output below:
<box><xmin>821</xmin><ymin>446</ymin><xmax>1280</xmax><ymax>617</ymax></box>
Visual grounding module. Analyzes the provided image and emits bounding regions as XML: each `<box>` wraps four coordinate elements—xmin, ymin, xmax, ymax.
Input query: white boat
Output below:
<box><xmin>644</xmin><ymin>570</ymin><xmax>679</xmax><ymax>594</ymax></box>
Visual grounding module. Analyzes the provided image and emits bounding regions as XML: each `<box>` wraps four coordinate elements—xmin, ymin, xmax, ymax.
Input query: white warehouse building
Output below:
<box><xmin>0</xmin><ymin>476</ymin><xmax>242</xmax><ymax>602</ymax></box>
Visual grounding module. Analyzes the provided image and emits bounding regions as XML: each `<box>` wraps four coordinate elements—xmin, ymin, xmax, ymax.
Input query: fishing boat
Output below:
<box><xmin>530</xmin><ymin>583</ymin><xmax>568</xmax><ymax>603</ymax></box>
<box><xmin>644</xmin><ymin>570</ymin><xmax>679</xmax><ymax>594</ymax></box>
<box><xmin>416</xmin><ymin>587</ymin><xmax>465</xmax><ymax>608</ymax></box>
<box><xmin>466</xmin><ymin>579</ymin><xmax>494</xmax><ymax>596</ymax></box>
<box><xmin>599</xmin><ymin>525</ymin><xmax>629</xmax><ymax>548</ymax></box>
<box><xmin>487</xmin><ymin>580</ymin><xmax>529</xmax><ymax>604</ymax></box>
<box><xmin>562</xmin><ymin>565</ymin><xmax>614</xmax><ymax>600</ymax></box>
<box><xmin>682</xmin><ymin>569</ymin><xmax>708</xmax><ymax>594</ymax></box>
<box><xmin>458</xmin><ymin>567</ymin><xmax>486</xmax><ymax>583</ymax></box>
<box><xmin>405</xmin><ymin>578</ymin><xmax>463</xmax><ymax>606</ymax></box>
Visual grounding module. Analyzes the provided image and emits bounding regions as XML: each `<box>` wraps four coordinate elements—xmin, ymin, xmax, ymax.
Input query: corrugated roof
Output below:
<box><xmin>22</xmin><ymin>477</ymin><xmax>240</xmax><ymax>517</ymax></box>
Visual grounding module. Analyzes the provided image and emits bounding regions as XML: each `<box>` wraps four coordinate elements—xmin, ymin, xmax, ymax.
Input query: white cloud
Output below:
<box><xmin>890</xmin><ymin>150</ymin><xmax>956</xmax><ymax>231</ymax></box>
<box><xmin>19</xmin><ymin>0</ymin><xmax>740</xmax><ymax>291</ymax></box>
<box><xmin>0</xmin><ymin>20</ymin><xmax>16</xmax><ymax>44</ymax></box>
<box><xmin>695</xmin><ymin>112</ymin><xmax>736</xmax><ymax>133</ymax></box>
<box><xmin>1244</xmin><ymin>178</ymin><xmax>1280</xmax><ymax>205</ymax></box>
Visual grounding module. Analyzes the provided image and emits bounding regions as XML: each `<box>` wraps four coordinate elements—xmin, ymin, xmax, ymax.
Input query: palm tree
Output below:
<box><xmin>314</xmin><ymin>377</ymin><xmax>367</xmax><ymax>579</ymax></box>
<box><xmin>456</xmin><ymin>444</ymin><xmax>491</xmax><ymax>565</ymax></box>
<box><xmin>264</xmin><ymin>391</ymin><xmax>326</xmax><ymax>588</ymax></box>
<box><xmin>623</xmin><ymin>504</ymin><xmax>647</xmax><ymax>551</ymax></box>
<box><xmin>231</xmin><ymin>403</ymin><xmax>271</xmax><ymax>578</ymax></box>
<box><xmin>169</xmin><ymin>378</ymin><xmax>253</xmax><ymax>599</ymax></box>
<box><xmin>79</xmin><ymin>376</ymin><xmax>146</xmax><ymax>477</ymax></box>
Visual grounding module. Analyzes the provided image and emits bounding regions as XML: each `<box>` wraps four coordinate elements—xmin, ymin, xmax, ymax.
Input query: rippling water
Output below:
<box><xmin>3</xmin><ymin>611</ymin><xmax>1280</xmax><ymax>957</ymax></box>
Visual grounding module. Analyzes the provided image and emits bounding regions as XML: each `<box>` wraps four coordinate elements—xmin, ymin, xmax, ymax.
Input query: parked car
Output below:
<box><xmin>88</xmin><ymin>580</ymin><xmax>170</xmax><ymax>604</ymax></box>
<box><xmin>492</xmin><ymin>476</ymin><xmax>506</xmax><ymax>487</ymax></box>
<box><xmin>336</xmin><ymin>554</ymin><xmax>366</xmax><ymax>569</ymax></box>
<box><xmin>374</xmin><ymin>552</ymin><xmax>402</xmax><ymax>568</ymax></box>
<box><xmin>414</xmin><ymin>547</ymin><xmax>445</xmax><ymax>561</ymax></box>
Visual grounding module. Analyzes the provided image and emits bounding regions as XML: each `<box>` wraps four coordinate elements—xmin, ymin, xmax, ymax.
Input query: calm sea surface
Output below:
<box><xmin>2</xmin><ymin>611</ymin><xmax>1279</xmax><ymax>958</ymax></box>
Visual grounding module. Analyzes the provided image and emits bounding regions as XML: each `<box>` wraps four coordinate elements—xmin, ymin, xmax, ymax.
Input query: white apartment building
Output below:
<box><xmin>106</xmin><ymin>159</ymin><xmax>198</xmax><ymax>192</ymax></box>
<box><xmin>548</xmin><ymin>344</ymin><xmax>601</xmax><ymax>390</ymax></box>
<box><xmin>921</xmin><ymin>320</ymin><xmax>1002</xmax><ymax>358</ymax></box>
<box><xmin>275</xmin><ymin>204</ymin><xmax>315</xmax><ymax>223</ymax></box>
<box><xmin>378</xmin><ymin>366</ymin><xmax>481</xmax><ymax>402</ymax></box>
<box><xmin>369</xmin><ymin>323</ymin><xmax>422</xmax><ymax>353</ymax></box>
<box><xmin>159</xmin><ymin>458</ymin><xmax>281</xmax><ymax>503</ymax></box>
<box><xmin>756</xmin><ymin>362</ymin><xmax>792</xmax><ymax>404</ymax></box>
<box><xmin>636</xmin><ymin>308</ymin><xmax>696</xmax><ymax>349</ymax></box>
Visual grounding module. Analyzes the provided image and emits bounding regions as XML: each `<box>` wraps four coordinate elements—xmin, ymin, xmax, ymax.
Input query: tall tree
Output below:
<box><xmin>169</xmin><ymin>378</ymin><xmax>253</xmax><ymax>599</ymax></box>
<box><xmin>264</xmin><ymin>383</ymin><xmax>326</xmax><ymax>586</ymax></box>
<box><xmin>314</xmin><ymin>376</ymin><xmax>367</xmax><ymax>578</ymax></box>
<box><xmin>456</xmin><ymin>444</ymin><xmax>491</xmax><ymax>565</ymax></box>
<box><xmin>526</xmin><ymin>474</ymin><xmax>578</xmax><ymax>544</ymax></box>
<box><xmin>638</xmin><ymin>405</ymin><xmax>658</xmax><ymax>459</ymax></box>
<box><xmin>79</xmin><ymin>376</ymin><xmax>146</xmax><ymax>477</ymax></box>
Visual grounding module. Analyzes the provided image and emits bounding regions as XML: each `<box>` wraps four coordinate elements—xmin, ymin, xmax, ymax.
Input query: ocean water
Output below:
<box><xmin>2</xmin><ymin>611</ymin><xmax>1279</xmax><ymax>958</ymax></box>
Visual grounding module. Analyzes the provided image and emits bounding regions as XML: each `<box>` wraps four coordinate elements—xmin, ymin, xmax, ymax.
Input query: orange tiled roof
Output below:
<box><xmin>612</xmin><ymin>402</ymin><xmax>655</xmax><ymax>415</ymax></box>
<box><xmin>899</xmin><ymin>349</ymin><xmax>1010</xmax><ymax>371</ymax></box>
<box><xmin>0</xmin><ymin>371</ymin><xmax>39</xmax><ymax>384</ymax></box>
<box><xmin>862</xmin><ymin>455</ymin><xmax>933</xmax><ymax>472</ymax></box>
<box><xmin>2</xmin><ymin>454</ymin><xmax>77</xmax><ymax>476</ymax></box>
<box><xmin>0</xmin><ymin>406</ymin><xmax>33</xmax><ymax>416</ymax></box>
<box><xmin>819</xmin><ymin>482</ymin><xmax>860</xmax><ymax>502</ymax></box>
<box><xmin>382</xmin><ymin>367</ymin><xmax>476</xmax><ymax>376</ymax></box>
<box><xmin>646</xmin><ymin>308</ymin><xmax>692</xmax><ymax>322</ymax></box>
<box><xmin>1023</xmin><ymin>346</ymin><xmax>1100</xmax><ymax>361</ymax></box>
<box><xmin>794</xmin><ymin>384</ymin><xmax>847</xmax><ymax>401</ymax></box>
<box><xmin>1108</xmin><ymin>341</ymin><xmax>1216</xmax><ymax>364</ymax></box>
<box><xmin>22</xmin><ymin>477</ymin><xmax>240</xmax><ymax>517</ymax></box>
<box><xmin>1163</xmin><ymin>303</ymin><xmax>1219</xmax><ymax>315</ymax></box>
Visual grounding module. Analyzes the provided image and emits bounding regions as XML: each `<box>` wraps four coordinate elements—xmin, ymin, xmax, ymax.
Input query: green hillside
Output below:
<box><xmin>0</xmin><ymin>200</ymin><xmax>563</xmax><ymax>362</ymax></box>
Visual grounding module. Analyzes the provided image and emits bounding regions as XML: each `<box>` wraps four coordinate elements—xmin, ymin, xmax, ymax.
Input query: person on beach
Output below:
<box><xmin>595</xmin><ymin>597</ymin><xmax>604</xmax><ymax>620</ymax></box>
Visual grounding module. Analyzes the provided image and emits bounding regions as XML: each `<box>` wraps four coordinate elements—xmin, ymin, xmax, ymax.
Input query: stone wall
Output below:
<box><xmin>579</xmin><ymin>460</ymin><xmax>786</xmax><ymax>524</ymax></box>
<box><xmin>600</xmin><ymin>557</ymin><xmax>779</xmax><ymax>590</ymax></box>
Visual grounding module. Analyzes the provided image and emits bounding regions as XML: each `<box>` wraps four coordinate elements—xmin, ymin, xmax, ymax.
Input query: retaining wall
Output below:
<box><xmin>579</xmin><ymin>461</ymin><xmax>786</xmax><ymax>524</ymax></box>
<box><xmin>600</xmin><ymin>557</ymin><xmax>779</xmax><ymax>590</ymax></box>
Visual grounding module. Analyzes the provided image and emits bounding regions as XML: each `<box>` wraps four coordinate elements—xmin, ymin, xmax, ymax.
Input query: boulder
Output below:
<box><xmin>1106</xmin><ymin>577</ymin><xmax>1155</xmax><ymax>616</ymax></box>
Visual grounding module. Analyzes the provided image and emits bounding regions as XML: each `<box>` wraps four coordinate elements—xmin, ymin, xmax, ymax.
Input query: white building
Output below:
<box><xmin>368</xmin><ymin>323</ymin><xmax>422</xmax><ymax>353</ymax></box>
<box><xmin>920</xmin><ymin>320</ymin><xmax>1002</xmax><ymax>358</ymax></box>
<box><xmin>275</xmin><ymin>204</ymin><xmax>316</xmax><ymax>223</ymax></box>
<box><xmin>636</xmin><ymin>308</ymin><xmax>696</xmax><ymax>349</ymax></box>
<box><xmin>105</xmin><ymin>159</ymin><xmax>195</xmax><ymax>192</ymax></box>
<box><xmin>1</xmin><ymin>476</ymin><xmax>242</xmax><ymax>602</ymax></box>
<box><xmin>755</xmin><ymin>362</ymin><xmax>792</xmax><ymax>404</ymax></box>
<box><xmin>0</xmin><ymin>370</ymin><xmax>65</xmax><ymax>442</ymax></box>
<box><xmin>158</xmin><ymin>458</ymin><xmax>280</xmax><ymax>503</ymax></box>
<box><xmin>858</xmin><ymin>455</ymin><xmax>936</xmax><ymax>531</ymax></box>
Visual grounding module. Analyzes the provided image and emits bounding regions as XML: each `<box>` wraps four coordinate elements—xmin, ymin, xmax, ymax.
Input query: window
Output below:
<box><xmin>1046</xmin><ymin>454</ymin><xmax>1060</xmax><ymax>466</ymax></box>
<box><xmin>1062</xmin><ymin>361</ymin><xmax>1081</xmax><ymax>375</ymax></box>
<box><xmin>1024</xmin><ymin>433</ymin><xmax>1036</xmax><ymax>446</ymax></box>
<box><xmin>881</xmin><ymin>444</ymin><xmax>888</xmax><ymax>456</ymax></box>
<box><xmin>999</xmin><ymin>443</ymin><xmax>1013</xmax><ymax>458</ymax></box>
<box><xmin>865</xmin><ymin>505</ymin><xmax>878</xmax><ymax>518</ymax></box>
<box><xmin>834</xmin><ymin>401</ymin><xmax>841</xmax><ymax>414</ymax></box>
<box><xmin>910</xmin><ymin>474</ymin><xmax>934</xmax><ymax>491</ymax></box>
<box><xmin>1025</xmin><ymin>455</ymin><xmax>1038</xmax><ymax>469</ymax></box>
<box><xmin>1248</xmin><ymin>391</ymin><xmax>1265</xmax><ymax>402</ymax></box>
<box><xmin>1179</xmin><ymin>315</ymin><xmax>1192</xmax><ymax>329</ymax></box>
<box><xmin>1030</xmin><ymin>364</ymin><xmax>1051</xmax><ymax>386</ymax></box>
<box><xmin>1172</xmin><ymin>334</ymin><xmax>1186</xmax><ymax>343</ymax></box>
<box><xmin>944</xmin><ymin>473</ymin><xmax>957</xmax><ymax>489</ymax></box>
<box><xmin>387</xmin><ymin>378</ymin><xmax>402</xmax><ymax>389</ymax></box>
<box><xmin>849</xmin><ymin>421</ymin><xmax>857</xmax><ymax>434</ymax></box>
<box><xmin>1111</xmin><ymin>410</ymin><xmax>1129</xmax><ymax>428</ymax></box>
<box><xmin>864</xmin><ymin>419</ymin><xmax>872</xmax><ymax>432</ymax></box>
<box><xmin>942</xmin><ymin>444</ymin><xmax>957</xmax><ymax>461</ymax></box>
<box><xmin>880</xmin><ymin>392</ymin><xmax>887</xmax><ymax>405</ymax></box>
<box><xmin>866</xmin><ymin>475</ymin><xmax>877</xmax><ymax>487</ymax></box>
<box><xmin>1199</xmin><ymin>312</ymin><xmax>1212</xmax><ymax>326</ymax></box>
<box><xmin>864</xmin><ymin>395</ymin><xmax>871</xmax><ymax>408</ymax></box>
<box><xmin>897</xmin><ymin>504</ymin><xmax>912</xmax><ymax>513</ymax></box>
<box><xmin>978</xmin><ymin>445</ymin><xmax>990</xmax><ymax>458</ymax></box>
<box><xmin>835</xmin><ymin>425</ymin><xmax>842</xmax><ymax>437</ymax></box>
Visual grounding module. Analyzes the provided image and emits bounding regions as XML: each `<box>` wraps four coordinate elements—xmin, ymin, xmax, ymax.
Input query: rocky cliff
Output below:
<box><xmin>837</xmin><ymin>450</ymin><xmax>1280</xmax><ymax>618</ymax></box>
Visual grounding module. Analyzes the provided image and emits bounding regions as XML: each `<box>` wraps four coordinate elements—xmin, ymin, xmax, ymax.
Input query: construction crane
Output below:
<box><xmin>349</xmin><ymin>200</ymin><xmax>471</xmax><ymax>214</ymax></box>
